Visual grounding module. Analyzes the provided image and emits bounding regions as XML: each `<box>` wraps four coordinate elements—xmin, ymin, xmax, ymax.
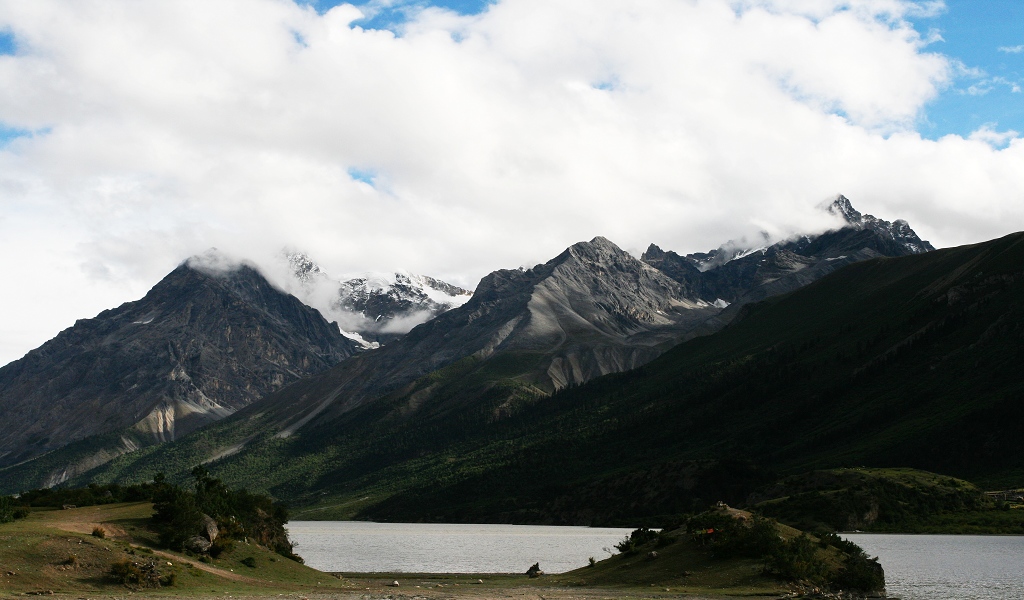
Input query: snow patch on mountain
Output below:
<box><xmin>279</xmin><ymin>251</ymin><xmax>472</xmax><ymax>345</ymax></box>
<box><xmin>823</xmin><ymin>195</ymin><xmax>935</xmax><ymax>254</ymax></box>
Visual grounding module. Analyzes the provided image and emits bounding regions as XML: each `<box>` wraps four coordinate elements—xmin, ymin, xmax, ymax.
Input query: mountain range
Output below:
<box><xmin>69</xmin><ymin>223</ymin><xmax>1018</xmax><ymax>527</ymax></box>
<box><xmin>0</xmin><ymin>255</ymin><xmax>361</xmax><ymax>484</ymax></box>
<box><xmin>6</xmin><ymin>195</ymin><xmax>992</xmax><ymax>513</ymax></box>
<box><xmin>642</xmin><ymin>195</ymin><xmax>934</xmax><ymax>305</ymax></box>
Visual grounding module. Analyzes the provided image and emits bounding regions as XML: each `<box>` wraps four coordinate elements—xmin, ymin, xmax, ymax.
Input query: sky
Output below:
<box><xmin>1</xmin><ymin>0</ymin><xmax>1023</xmax><ymax>366</ymax></box>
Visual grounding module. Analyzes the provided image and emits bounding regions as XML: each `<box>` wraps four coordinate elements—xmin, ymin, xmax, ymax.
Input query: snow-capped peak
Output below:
<box><xmin>822</xmin><ymin>195</ymin><xmax>934</xmax><ymax>254</ymax></box>
<box><xmin>278</xmin><ymin>251</ymin><xmax>472</xmax><ymax>346</ymax></box>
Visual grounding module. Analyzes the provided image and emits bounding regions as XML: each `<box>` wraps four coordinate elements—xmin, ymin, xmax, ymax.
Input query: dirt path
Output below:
<box><xmin>147</xmin><ymin>547</ymin><xmax>262</xmax><ymax>583</ymax></box>
<box><xmin>41</xmin><ymin>504</ymin><xmax>260</xmax><ymax>584</ymax></box>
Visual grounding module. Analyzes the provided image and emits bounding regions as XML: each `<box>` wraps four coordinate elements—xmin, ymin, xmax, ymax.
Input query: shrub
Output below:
<box><xmin>92</xmin><ymin>526</ymin><xmax>107</xmax><ymax>539</ymax></box>
<box><xmin>152</xmin><ymin>489</ymin><xmax>203</xmax><ymax>551</ymax></box>
<box><xmin>765</xmin><ymin>534</ymin><xmax>829</xmax><ymax>584</ymax></box>
<box><xmin>151</xmin><ymin>466</ymin><xmax>299</xmax><ymax>560</ymax></box>
<box><xmin>0</xmin><ymin>496</ymin><xmax>28</xmax><ymax>524</ymax></box>
<box><xmin>64</xmin><ymin>554</ymin><xmax>78</xmax><ymax>567</ymax></box>
<box><xmin>834</xmin><ymin>550</ymin><xmax>885</xmax><ymax>592</ymax></box>
<box><xmin>687</xmin><ymin>510</ymin><xmax>884</xmax><ymax>593</ymax></box>
<box><xmin>109</xmin><ymin>557</ymin><xmax>168</xmax><ymax>588</ymax></box>
<box><xmin>614</xmin><ymin>527</ymin><xmax>660</xmax><ymax>553</ymax></box>
<box><xmin>687</xmin><ymin>512</ymin><xmax>781</xmax><ymax>559</ymax></box>
<box><xmin>209</xmin><ymin>536</ymin><xmax>234</xmax><ymax>558</ymax></box>
<box><xmin>241</xmin><ymin>556</ymin><xmax>256</xmax><ymax>568</ymax></box>
<box><xmin>109</xmin><ymin>558</ymin><xmax>144</xmax><ymax>585</ymax></box>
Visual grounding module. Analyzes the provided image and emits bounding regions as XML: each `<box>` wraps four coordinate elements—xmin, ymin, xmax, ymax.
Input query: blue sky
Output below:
<box><xmin>0</xmin><ymin>30</ymin><xmax>13</xmax><ymax>55</ymax></box>
<box><xmin>303</xmin><ymin>0</ymin><xmax>492</xmax><ymax>30</ymax></box>
<box><xmin>914</xmin><ymin>0</ymin><xmax>1024</xmax><ymax>139</ymax></box>
<box><xmin>0</xmin><ymin>29</ymin><xmax>18</xmax><ymax>146</ymax></box>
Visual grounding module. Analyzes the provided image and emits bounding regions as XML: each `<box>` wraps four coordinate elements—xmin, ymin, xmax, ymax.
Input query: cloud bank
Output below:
<box><xmin>1</xmin><ymin>0</ymin><xmax>1024</xmax><ymax>365</ymax></box>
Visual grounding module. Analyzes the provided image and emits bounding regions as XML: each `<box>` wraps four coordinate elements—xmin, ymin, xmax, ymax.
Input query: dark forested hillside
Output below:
<box><xmin>352</xmin><ymin>231</ymin><xmax>1024</xmax><ymax>522</ymax></box>
<box><xmin>53</xmin><ymin>232</ymin><xmax>1023</xmax><ymax>526</ymax></box>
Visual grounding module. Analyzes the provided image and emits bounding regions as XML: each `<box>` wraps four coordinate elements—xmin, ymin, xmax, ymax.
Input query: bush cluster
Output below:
<box><xmin>687</xmin><ymin>511</ymin><xmax>780</xmax><ymax>558</ymax></box>
<box><xmin>108</xmin><ymin>557</ymin><xmax>175</xmax><ymax>588</ymax></box>
<box><xmin>682</xmin><ymin>510</ymin><xmax>883</xmax><ymax>593</ymax></box>
<box><xmin>151</xmin><ymin>466</ymin><xmax>300</xmax><ymax>562</ymax></box>
<box><xmin>13</xmin><ymin>481</ymin><xmax>161</xmax><ymax>509</ymax></box>
<box><xmin>614</xmin><ymin>527</ymin><xmax>660</xmax><ymax>553</ymax></box>
<box><xmin>0</xmin><ymin>496</ymin><xmax>30</xmax><ymax>523</ymax></box>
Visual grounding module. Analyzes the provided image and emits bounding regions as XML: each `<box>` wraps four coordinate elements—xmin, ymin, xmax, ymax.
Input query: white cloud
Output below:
<box><xmin>998</xmin><ymin>45</ymin><xmax>1024</xmax><ymax>54</ymax></box>
<box><xmin>968</xmin><ymin>124</ymin><xmax>1020</xmax><ymax>147</ymax></box>
<box><xmin>0</xmin><ymin>0</ymin><xmax>1023</xmax><ymax>365</ymax></box>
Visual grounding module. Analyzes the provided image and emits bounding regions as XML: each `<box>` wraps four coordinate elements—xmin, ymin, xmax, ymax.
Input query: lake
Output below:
<box><xmin>286</xmin><ymin>521</ymin><xmax>633</xmax><ymax>574</ymax></box>
<box><xmin>844</xmin><ymin>533</ymin><xmax>1024</xmax><ymax>600</ymax></box>
<box><xmin>287</xmin><ymin>522</ymin><xmax>1024</xmax><ymax>598</ymax></box>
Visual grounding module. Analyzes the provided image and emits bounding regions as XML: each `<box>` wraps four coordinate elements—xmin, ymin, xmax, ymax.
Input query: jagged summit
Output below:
<box><xmin>285</xmin><ymin>251</ymin><xmax>326</xmax><ymax>284</ymax></box>
<box><xmin>643</xmin><ymin>196</ymin><xmax>935</xmax><ymax>305</ymax></box>
<box><xmin>280</xmin><ymin>251</ymin><xmax>471</xmax><ymax>345</ymax></box>
<box><xmin>826</xmin><ymin>194</ymin><xmax>862</xmax><ymax>223</ymax></box>
<box><xmin>824</xmin><ymin>195</ymin><xmax>934</xmax><ymax>254</ymax></box>
<box><xmin>568</xmin><ymin>235</ymin><xmax>621</xmax><ymax>256</ymax></box>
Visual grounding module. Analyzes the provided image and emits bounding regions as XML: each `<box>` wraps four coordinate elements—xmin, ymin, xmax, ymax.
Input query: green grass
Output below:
<box><xmin>0</xmin><ymin>502</ymin><xmax>815</xmax><ymax>598</ymax></box>
<box><xmin>0</xmin><ymin>502</ymin><xmax>345</xmax><ymax>596</ymax></box>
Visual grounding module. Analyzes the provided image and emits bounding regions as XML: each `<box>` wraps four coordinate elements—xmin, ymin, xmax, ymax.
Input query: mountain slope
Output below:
<box><xmin>0</xmin><ymin>199</ymin><xmax>944</xmax><ymax>505</ymax></box>
<box><xmin>0</xmin><ymin>256</ymin><xmax>360</xmax><ymax>485</ymax></box>
<box><xmin>51</xmin><ymin>237</ymin><xmax>723</xmax><ymax>496</ymax></box>
<box><xmin>226</xmin><ymin>236</ymin><xmax>719</xmax><ymax>430</ymax></box>
<box><xmin>353</xmin><ymin>230</ymin><xmax>1022</xmax><ymax>523</ymax></box>
<box><xmin>96</xmin><ymin>229</ymin><xmax>1024</xmax><ymax>524</ymax></box>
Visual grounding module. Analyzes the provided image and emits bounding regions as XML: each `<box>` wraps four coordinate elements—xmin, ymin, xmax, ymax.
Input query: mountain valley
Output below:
<box><xmin>6</xmin><ymin>196</ymin><xmax>1018</xmax><ymax>531</ymax></box>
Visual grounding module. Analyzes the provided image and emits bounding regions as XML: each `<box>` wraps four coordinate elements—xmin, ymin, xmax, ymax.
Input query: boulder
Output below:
<box><xmin>185</xmin><ymin>536</ymin><xmax>212</xmax><ymax>554</ymax></box>
<box><xmin>201</xmin><ymin>514</ymin><xmax>219</xmax><ymax>542</ymax></box>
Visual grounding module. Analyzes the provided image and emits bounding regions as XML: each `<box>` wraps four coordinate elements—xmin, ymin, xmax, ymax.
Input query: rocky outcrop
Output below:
<box><xmin>643</xmin><ymin>196</ymin><xmax>933</xmax><ymax>305</ymax></box>
<box><xmin>0</xmin><ymin>256</ymin><xmax>361</xmax><ymax>471</ymax></box>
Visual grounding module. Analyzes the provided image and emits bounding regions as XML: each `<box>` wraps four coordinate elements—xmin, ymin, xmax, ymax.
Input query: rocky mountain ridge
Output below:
<box><xmin>642</xmin><ymin>195</ymin><xmax>934</xmax><ymax>305</ymax></box>
<box><xmin>58</xmin><ymin>225</ymin><xmax>1024</xmax><ymax>528</ymax></box>
<box><xmin>245</xmin><ymin>236</ymin><xmax>723</xmax><ymax>439</ymax></box>
<box><xmin>0</xmin><ymin>196</ymin><xmax>936</xmax><ymax>494</ymax></box>
<box><xmin>285</xmin><ymin>252</ymin><xmax>472</xmax><ymax>345</ymax></box>
<box><xmin>0</xmin><ymin>256</ymin><xmax>361</xmax><ymax>483</ymax></box>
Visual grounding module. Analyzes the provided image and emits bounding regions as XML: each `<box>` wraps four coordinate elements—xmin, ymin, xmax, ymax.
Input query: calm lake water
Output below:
<box><xmin>287</xmin><ymin>523</ymin><xmax>1024</xmax><ymax>597</ymax></box>
<box><xmin>286</xmin><ymin>521</ymin><xmax>633</xmax><ymax>574</ymax></box>
<box><xmin>844</xmin><ymin>534</ymin><xmax>1024</xmax><ymax>600</ymax></box>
